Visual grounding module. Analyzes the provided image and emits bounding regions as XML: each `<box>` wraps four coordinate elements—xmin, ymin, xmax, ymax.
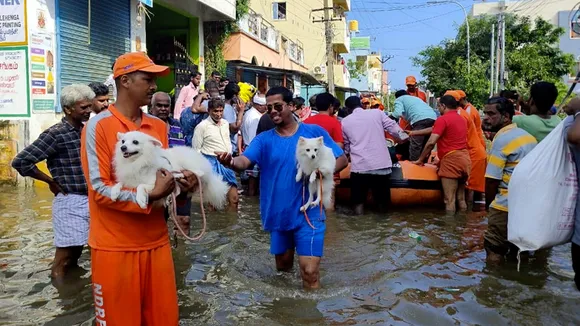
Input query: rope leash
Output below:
<box><xmin>301</xmin><ymin>170</ymin><xmax>324</xmax><ymax>230</ymax></box>
<box><xmin>169</xmin><ymin>173</ymin><xmax>206</xmax><ymax>242</ymax></box>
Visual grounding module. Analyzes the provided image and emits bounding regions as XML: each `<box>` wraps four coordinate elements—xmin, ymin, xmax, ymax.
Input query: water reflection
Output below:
<box><xmin>1</xmin><ymin>186</ymin><xmax>580</xmax><ymax>325</ymax></box>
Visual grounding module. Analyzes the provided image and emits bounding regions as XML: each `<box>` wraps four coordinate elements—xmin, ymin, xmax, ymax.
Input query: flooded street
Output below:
<box><xmin>1</xmin><ymin>186</ymin><xmax>580</xmax><ymax>325</ymax></box>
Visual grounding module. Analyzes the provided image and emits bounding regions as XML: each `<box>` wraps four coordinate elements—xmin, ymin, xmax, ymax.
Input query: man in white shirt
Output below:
<box><xmin>240</xmin><ymin>94</ymin><xmax>267</xmax><ymax>196</ymax></box>
<box><xmin>241</xmin><ymin>94</ymin><xmax>267</xmax><ymax>149</ymax></box>
<box><xmin>193</xmin><ymin>98</ymin><xmax>239</xmax><ymax>211</ymax></box>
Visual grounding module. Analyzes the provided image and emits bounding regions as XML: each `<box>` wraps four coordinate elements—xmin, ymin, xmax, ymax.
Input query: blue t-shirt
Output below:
<box><xmin>243</xmin><ymin>123</ymin><xmax>344</xmax><ymax>232</ymax></box>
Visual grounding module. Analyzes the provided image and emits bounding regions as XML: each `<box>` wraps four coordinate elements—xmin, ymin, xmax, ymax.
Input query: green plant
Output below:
<box><xmin>204</xmin><ymin>0</ymin><xmax>250</xmax><ymax>75</ymax></box>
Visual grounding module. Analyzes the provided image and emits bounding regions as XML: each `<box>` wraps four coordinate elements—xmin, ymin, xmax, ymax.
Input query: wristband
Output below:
<box><xmin>575</xmin><ymin>112</ymin><xmax>580</xmax><ymax>119</ymax></box>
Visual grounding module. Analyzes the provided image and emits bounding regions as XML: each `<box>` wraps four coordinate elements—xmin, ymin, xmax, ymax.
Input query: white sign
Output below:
<box><xmin>0</xmin><ymin>0</ymin><xmax>27</xmax><ymax>45</ymax></box>
<box><xmin>0</xmin><ymin>47</ymin><xmax>30</xmax><ymax>118</ymax></box>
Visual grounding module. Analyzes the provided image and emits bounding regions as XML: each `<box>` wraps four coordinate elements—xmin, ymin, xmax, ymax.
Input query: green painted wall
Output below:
<box><xmin>146</xmin><ymin>3</ymin><xmax>200</xmax><ymax>92</ymax></box>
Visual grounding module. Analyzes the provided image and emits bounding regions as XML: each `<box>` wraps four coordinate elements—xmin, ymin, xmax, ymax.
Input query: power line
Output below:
<box><xmin>358</xmin><ymin>8</ymin><xmax>463</xmax><ymax>30</ymax></box>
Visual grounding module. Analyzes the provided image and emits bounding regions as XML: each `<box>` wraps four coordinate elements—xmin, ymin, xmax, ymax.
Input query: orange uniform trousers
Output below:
<box><xmin>91</xmin><ymin>243</ymin><xmax>178</xmax><ymax>326</ymax></box>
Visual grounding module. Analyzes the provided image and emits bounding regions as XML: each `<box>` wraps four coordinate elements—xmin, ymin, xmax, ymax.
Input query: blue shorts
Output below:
<box><xmin>270</xmin><ymin>219</ymin><xmax>326</xmax><ymax>257</ymax></box>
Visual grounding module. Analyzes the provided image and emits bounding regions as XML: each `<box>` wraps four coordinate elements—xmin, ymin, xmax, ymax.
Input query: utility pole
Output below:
<box><xmin>498</xmin><ymin>1</ymin><xmax>507</xmax><ymax>91</ymax></box>
<box><xmin>313</xmin><ymin>1</ymin><xmax>342</xmax><ymax>95</ymax></box>
<box><xmin>490</xmin><ymin>23</ymin><xmax>495</xmax><ymax>97</ymax></box>
<box><xmin>378</xmin><ymin>55</ymin><xmax>394</xmax><ymax>98</ymax></box>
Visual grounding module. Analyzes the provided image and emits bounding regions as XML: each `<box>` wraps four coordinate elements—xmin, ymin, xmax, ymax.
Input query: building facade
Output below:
<box><xmin>0</xmin><ymin>0</ymin><xmax>235</xmax><ymax>185</ymax></box>
<box><xmin>222</xmin><ymin>7</ymin><xmax>312</xmax><ymax>96</ymax></box>
<box><xmin>249</xmin><ymin>0</ymin><xmax>352</xmax><ymax>97</ymax></box>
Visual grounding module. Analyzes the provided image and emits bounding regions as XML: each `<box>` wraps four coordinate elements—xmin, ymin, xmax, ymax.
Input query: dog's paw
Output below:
<box><xmin>295</xmin><ymin>173</ymin><xmax>302</xmax><ymax>183</ymax></box>
<box><xmin>172</xmin><ymin>172</ymin><xmax>185</xmax><ymax>179</ymax></box>
<box><xmin>309</xmin><ymin>173</ymin><xmax>317</xmax><ymax>183</ymax></box>
<box><xmin>111</xmin><ymin>183</ymin><xmax>122</xmax><ymax>201</ymax></box>
<box><xmin>136</xmin><ymin>188</ymin><xmax>148</xmax><ymax>209</ymax></box>
<box><xmin>311</xmin><ymin>199</ymin><xmax>321</xmax><ymax>208</ymax></box>
<box><xmin>300</xmin><ymin>204</ymin><xmax>308</xmax><ymax>212</ymax></box>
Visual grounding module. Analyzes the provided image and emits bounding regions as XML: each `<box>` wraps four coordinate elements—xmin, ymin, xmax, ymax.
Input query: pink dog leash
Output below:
<box><xmin>169</xmin><ymin>172</ymin><xmax>206</xmax><ymax>242</ymax></box>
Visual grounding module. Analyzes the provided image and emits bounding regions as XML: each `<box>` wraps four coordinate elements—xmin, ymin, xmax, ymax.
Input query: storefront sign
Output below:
<box><xmin>139</xmin><ymin>0</ymin><xmax>153</xmax><ymax>7</ymax></box>
<box><xmin>0</xmin><ymin>0</ymin><xmax>27</xmax><ymax>45</ymax></box>
<box><xmin>350</xmin><ymin>37</ymin><xmax>371</xmax><ymax>50</ymax></box>
<box><xmin>0</xmin><ymin>47</ymin><xmax>30</xmax><ymax>118</ymax></box>
<box><xmin>29</xmin><ymin>32</ymin><xmax>55</xmax><ymax>111</ymax></box>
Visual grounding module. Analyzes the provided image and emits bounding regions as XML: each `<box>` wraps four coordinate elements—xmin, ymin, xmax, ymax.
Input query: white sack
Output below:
<box><xmin>508</xmin><ymin>120</ymin><xmax>577</xmax><ymax>251</ymax></box>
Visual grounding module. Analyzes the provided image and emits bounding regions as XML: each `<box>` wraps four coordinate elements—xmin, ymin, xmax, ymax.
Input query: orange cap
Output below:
<box><xmin>456</xmin><ymin>90</ymin><xmax>466</xmax><ymax>98</ymax></box>
<box><xmin>362</xmin><ymin>97</ymin><xmax>371</xmax><ymax>104</ymax></box>
<box><xmin>113</xmin><ymin>52</ymin><xmax>170</xmax><ymax>79</ymax></box>
<box><xmin>371</xmin><ymin>99</ymin><xmax>381</xmax><ymax>107</ymax></box>
<box><xmin>444</xmin><ymin>90</ymin><xmax>461</xmax><ymax>101</ymax></box>
<box><xmin>405</xmin><ymin>76</ymin><xmax>417</xmax><ymax>85</ymax></box>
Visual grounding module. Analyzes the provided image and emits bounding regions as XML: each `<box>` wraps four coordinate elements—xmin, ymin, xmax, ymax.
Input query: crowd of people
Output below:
<box><xmin>9</xmin><ymin>50</ymin><xmax>580</xmax><ymax>324</ymax></box>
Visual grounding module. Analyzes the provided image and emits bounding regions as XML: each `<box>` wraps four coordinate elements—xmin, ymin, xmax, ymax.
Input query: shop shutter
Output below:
<box><xmin>242</xmin><ymin>70</ymin><xmax>256</xmax><ymax>85</ymax></box>
<box><xmin>226</xmin><ymin>64</ymin><xmax>236</xmax><ymax>81</ymax></box>
<box><xmin>59</xmin><ymin>0</ymin><xmax>131</xmax><ymax>86</ymax></box>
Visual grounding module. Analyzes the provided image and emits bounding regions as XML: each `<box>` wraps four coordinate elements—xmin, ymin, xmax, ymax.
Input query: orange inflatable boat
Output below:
<box><xmin>336</xmin><ymin>161</ymin><xmax>443</xmax><ymax>207</ymax></box>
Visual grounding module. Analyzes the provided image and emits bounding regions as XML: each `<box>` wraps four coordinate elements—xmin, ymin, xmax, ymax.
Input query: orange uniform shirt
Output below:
<box><xmin>81</xmin><ymin>105</ymin><xmax>170</xmax><ymax>251</ymax></box>
<box><xmin>457</xmin><ymin>108</ymin><xmax>487</xmax><ymax>161</ymax></box>
<box><xmin>465</xmin><ymin>103</ymin><xmax>486</xmax><ymax>148</ymax></box>
<box><xmin>407</xmin><ymin>89</ymin><xmax>427</xmax><ymax>103</ymax></box>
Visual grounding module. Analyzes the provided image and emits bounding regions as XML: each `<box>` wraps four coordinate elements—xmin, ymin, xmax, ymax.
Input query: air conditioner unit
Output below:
<box><xmin>313</xmin><ymin>65</ymin><xmax>326</xmax><ymax>75</ymax></box>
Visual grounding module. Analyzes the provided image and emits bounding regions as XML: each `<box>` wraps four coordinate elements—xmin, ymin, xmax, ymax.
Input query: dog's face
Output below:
<box><xmin>115</xmin><ymin>131</ymin><xmax>162</xmax><ymax>162</ymax></box>
<box><xmin>297</xmin><ymin>136</ymin><xmax>324</xmax><ymax>160</ymax></box>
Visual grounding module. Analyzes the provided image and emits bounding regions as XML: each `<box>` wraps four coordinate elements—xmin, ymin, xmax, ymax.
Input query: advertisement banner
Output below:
<box><xmin>0</xmin><ymin>0</ymin><xmax>28</xmax><ymax>46</ymax></box>
<box><xmin>28</xmin><ymin>0</ymin><xmax>56</xmax><ymax>112</ymax></box>
<box><xmin>29</xmin><ymin>32</ymin><xmax>54</xmax><ymax>111</ymax></box>
<box><xmin>0</xmin><ymin>47</ymin><xmax>30</xmax><ymax>118</ymax></box>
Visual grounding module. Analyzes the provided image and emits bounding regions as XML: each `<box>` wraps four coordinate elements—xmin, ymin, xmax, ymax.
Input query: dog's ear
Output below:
<box><xmin>298</xmin><ymin>136</ymin><xmax>305</xmax><ymax>143</ymax></box>
<box><xmin>317</xmin><ymin>136</ymin><xmax>324</xmax><ymax>145</ymax></box>
<box><xmin>150</xmin><ymin>138</ymin><xmax>163</xmax><ymax>147</ymax></box>
<box><xmin>117</xmin><ymin>132</ymin><xmax>124</xmax><ymax>141</ymax></box>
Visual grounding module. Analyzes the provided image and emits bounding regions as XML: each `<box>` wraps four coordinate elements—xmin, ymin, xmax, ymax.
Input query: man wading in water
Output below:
<box><xmin>217</xmin><ymin>86</ymin><xmax>348</xmax><ymax>289</ymax></box>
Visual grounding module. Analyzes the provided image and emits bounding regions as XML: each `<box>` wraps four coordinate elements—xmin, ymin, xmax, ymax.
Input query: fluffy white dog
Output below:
<box><xmin>295</xmin><ymin>136</ymin><xmax>336</xmax><ymax>212</ymax></box>
<box><xmin>111</xmin><ymin>131</ymin><xmax>229</xmax><ymax>210</ymax></box>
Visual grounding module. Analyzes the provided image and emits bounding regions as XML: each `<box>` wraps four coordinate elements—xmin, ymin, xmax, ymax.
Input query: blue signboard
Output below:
<box><xmin>139</xmin><ymin>0</ymin><xmax>152</xmax><ymax>7</ymax></box>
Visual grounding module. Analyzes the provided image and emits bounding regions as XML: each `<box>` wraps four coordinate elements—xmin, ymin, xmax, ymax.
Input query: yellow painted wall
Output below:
<box><xmin>250</xmin><ymin>0</ymin><xmax>326</xmax><ymax>71</ymax></box>
<box><xmin>0</xmin><ymin>122</ymin><xmax>18</xmax><ymax>185</ymax></box>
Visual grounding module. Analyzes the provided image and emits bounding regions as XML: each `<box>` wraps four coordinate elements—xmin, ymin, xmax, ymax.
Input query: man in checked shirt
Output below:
<box><xmin>12</xmin><ymin>84</ymin><xmax>94</xmax><ymax>281</ymax></box>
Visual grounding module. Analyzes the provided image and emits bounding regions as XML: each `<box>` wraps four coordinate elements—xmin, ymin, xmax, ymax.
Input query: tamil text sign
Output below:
<box><xmin>0</xmin><ymin>47</ymin><xmax>30</xmax><ymax>118</ymax></box>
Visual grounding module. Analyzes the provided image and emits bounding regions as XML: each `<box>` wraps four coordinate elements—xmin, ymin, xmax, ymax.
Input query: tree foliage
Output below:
<box><xmin>412</xmin><ymin>15</ymin><xmax>575</xmax><ymax>108</ymax></box>
<box><xmin>347</xmin><ymin>59</ymin><xmax>367</xmax><ymax>81</ymax></box>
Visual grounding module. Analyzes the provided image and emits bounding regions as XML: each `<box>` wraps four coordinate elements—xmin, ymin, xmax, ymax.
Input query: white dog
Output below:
<box><xmin>110</xmin><ymin>131</ymin><xmax>229</xmax><ymax>210</ymax></box>
<box><xmin>295</xmin><ymin>136</ymin><xmax>336</xmax><ymax>212</ymax></box>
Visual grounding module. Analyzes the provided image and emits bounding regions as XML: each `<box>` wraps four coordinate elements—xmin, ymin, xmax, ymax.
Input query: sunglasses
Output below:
<box><xmin>267</xmin><ymin>103</ymin><xmax>285</xmax><ymax>112</ymax></box>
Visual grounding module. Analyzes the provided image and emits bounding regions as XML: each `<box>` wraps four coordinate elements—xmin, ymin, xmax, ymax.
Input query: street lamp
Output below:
<box><xmin>428</xmin><ymin>0</ymin><xmax>470</xmax><ymax>74</ymax></box>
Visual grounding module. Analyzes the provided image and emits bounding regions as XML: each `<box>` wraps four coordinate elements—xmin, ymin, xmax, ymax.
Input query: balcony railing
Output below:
<box><xmin>287</xmin><ymin>39</ymin><xmax>305</xmax><ymax>65</ymax></box>
<box><xmin>238</xmin><ymin>9</ymin><xmax>279</xmax><ymax>51</ymax></box>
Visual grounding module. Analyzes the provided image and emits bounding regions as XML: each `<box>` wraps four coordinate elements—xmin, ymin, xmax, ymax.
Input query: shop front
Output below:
<box><xmin>58</xmin><ymin>0</ymin><xmax>131</xmax><ymax>86</ymax></box>
<box><xmin>145</xmin><ymin>2</ymin><xmax>200</xmax><ymax>94</ymax></box>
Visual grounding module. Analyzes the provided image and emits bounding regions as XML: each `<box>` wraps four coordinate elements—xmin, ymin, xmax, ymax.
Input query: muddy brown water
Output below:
<box><xmin>1</xmin><ymin>186</ymin><xmax>579</xmax><ymax>325</ymax></box>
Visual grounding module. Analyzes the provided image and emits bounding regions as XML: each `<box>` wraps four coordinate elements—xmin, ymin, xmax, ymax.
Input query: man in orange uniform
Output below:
<box><xmin>405</xmin><ymin>76</ymin><xmax>427</xmax><ymax>103</ymax></box>
<box><xmin>456</xmin><ymin>90</ymin><xmax>485</xmax><ymax>148</ymax></box>
<box><xmin>81</xmin><ymin>52</ymin><xmax>198</xmax><ymax>325</ymax></box>
<box><xmin>447</xmin><ymin>91</ymin><xmax>487</xmax><ymax>210</ymax></box>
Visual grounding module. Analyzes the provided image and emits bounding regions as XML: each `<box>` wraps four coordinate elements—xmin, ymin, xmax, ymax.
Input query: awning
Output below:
<box><xmin>227</xmin><ymin>61</ymin><xmax>320</xmax><ymax>86</ymax></box>
<box><xmin>336</xmin><ymin>86</ymin><xmax>359</xmax><ymax>94</ymax></box>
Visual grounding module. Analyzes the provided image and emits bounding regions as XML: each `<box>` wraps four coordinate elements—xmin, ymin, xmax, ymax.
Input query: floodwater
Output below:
<box><xmin>1</xmin><ymin>186</ymin><xmax>580</xmax><ymax>326</ymax></box>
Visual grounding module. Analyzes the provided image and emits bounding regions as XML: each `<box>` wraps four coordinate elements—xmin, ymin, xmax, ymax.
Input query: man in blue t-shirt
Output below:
<box><xmin>216</xmin><ymin>87</ymin><xmax>348</xmax><ymax>289</ymax></box>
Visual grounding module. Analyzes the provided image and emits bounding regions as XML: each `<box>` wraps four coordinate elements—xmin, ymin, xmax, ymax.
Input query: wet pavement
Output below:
<box><xmin>1</xmin><ymin>185</ymin><xmax>580</xmax><ymax>325</ymax></box>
